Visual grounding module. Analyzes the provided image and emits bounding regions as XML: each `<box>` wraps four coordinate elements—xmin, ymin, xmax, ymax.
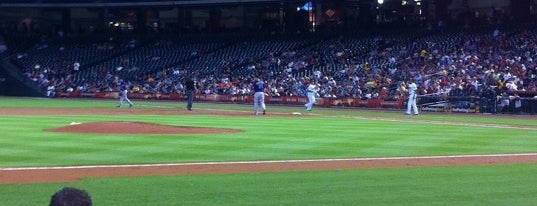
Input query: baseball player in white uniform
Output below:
<box><xmin>405</xmin><ymin>80</ymin><xmax>419</xmax><ymax>115</ymax></box>
<box><xmin>305</xmin><ymin>82</ymin><xmax>319</xmax><ymax>111</ymax></box>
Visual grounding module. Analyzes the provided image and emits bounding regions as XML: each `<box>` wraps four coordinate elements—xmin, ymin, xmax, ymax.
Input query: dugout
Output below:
<box><xmin>419</xmin><ymin>94</ymin><xmax>537</xmax><ymax>115</ymax></box>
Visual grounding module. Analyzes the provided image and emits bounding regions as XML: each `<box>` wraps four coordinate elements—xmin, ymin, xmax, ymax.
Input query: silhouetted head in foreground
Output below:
<box><xmin>50</xmin><ymin>187</ymin><xmax>92</xmax><ymax>206</ymax></box>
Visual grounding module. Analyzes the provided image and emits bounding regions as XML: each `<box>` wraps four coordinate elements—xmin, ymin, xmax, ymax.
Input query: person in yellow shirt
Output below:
<box><xmin>420</xmin><ymin>49</ymin><xmax>427</xmax><ymax>62</ymax></box>
<box><xmin>497</xmin><ymin>77</ymin><xmax>506</xmax><ymax>90</ymax></box>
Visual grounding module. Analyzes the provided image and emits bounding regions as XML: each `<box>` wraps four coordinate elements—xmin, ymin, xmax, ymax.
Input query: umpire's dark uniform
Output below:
<box><xmin>185</xmin><ymin>78</ymin><xmax>197</xmax><ymax>111</ymax></box>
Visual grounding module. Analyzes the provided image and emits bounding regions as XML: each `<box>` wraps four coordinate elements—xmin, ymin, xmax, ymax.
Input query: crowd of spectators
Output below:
<box><xmin>6</xmin><ymin>24</ymin><xmax>537</xmax><ymax>108</ymax></box>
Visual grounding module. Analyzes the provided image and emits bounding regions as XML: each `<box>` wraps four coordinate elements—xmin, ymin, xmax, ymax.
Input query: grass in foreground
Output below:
<box><xmin>1</xmin><ymin>163</ymin><xmax>536</xmax><ymax>206</ymax></box>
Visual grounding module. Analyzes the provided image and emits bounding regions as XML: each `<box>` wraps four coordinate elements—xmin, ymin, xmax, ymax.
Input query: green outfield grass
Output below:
<box><xmin>1</xmin><ymin>96</ymin><xmax>536</xmax><ymax>205</ymax></box>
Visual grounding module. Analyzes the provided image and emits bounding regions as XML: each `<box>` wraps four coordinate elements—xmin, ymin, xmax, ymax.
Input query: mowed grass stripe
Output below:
<box><xmin>2</xmin><ymin>113</ymin><xmax>537</xmax><ymax>166</ymax></box>
<box><xmin>2</xmin><ymin>163</ymin><xmax>536</xmax><ymax>206</ymax></box>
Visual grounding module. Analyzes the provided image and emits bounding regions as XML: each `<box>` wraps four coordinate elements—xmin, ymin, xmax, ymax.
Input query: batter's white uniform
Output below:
<box><xmin>305</xmin><ymin>83</ymin><xmax>319</xmax><ymax>111</ymax></box>
<box><xmin>406</xmin><ymin>82</ymin><xmax>418</xmax><ymax>115</ymax></box>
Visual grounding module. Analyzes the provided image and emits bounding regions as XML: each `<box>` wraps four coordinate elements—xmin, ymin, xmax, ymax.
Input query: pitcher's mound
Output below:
<box><xmin>47</xmin><ymin>121</ymin><xmax>243</xmax><ymax>134</ymax></box>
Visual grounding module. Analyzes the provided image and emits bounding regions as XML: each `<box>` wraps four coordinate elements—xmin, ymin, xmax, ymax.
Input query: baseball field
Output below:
<box><xmin>1</xmin><ymin>96</ymin><xmax>536</xmax><ymax>206</ymax></box>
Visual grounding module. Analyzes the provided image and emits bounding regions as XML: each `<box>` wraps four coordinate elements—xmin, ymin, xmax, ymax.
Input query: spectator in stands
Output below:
<box><xmin>73</xmin><ymin>61</ymin><xmax>80</xmax><ymax>71</ymax></box>
<box><xmin>483</xmin><ymin>86</ymin><xmax>498</xmax><ymax>113</ymax></box>
<box><xmin>512</xmin><ymin>92</ymin><xmax>522</xmax><ymax>114</ymax></box>
<box><xmin>9</xmin><ymin>22</ymin><xmax>537</xmax><ymax>114</ymax></box>
<box><xmin>500</xmin><ymin>92</ymin><xmax>510</xmax><ymax>113</ymax></box>
<box><xmin>46</xmin><ymin>83</ymin><xmax>56</xmax><ymax>98</ymax></box>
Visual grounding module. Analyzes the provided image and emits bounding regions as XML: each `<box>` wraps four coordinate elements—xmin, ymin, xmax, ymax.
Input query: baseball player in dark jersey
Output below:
<box><xmin>117</xmin><ymin>81</ymin><xmax>133</xmax><ymax>108</ymax></box>
<box><xmin>185</xmin><ymin>76</ymin><xmax>197</xmax><ymax>111</ymax></box>
<box><xmin>252</xmin><ymin>77</ymin><xmax>266</xmax><ymax>115</ymax></box>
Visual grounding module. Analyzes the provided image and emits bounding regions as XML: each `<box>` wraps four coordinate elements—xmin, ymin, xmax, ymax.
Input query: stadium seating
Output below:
<box><xmin>5</xmin><ymin>24</ymin><xmax>537</xmax><ymax>101</ymax></box>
